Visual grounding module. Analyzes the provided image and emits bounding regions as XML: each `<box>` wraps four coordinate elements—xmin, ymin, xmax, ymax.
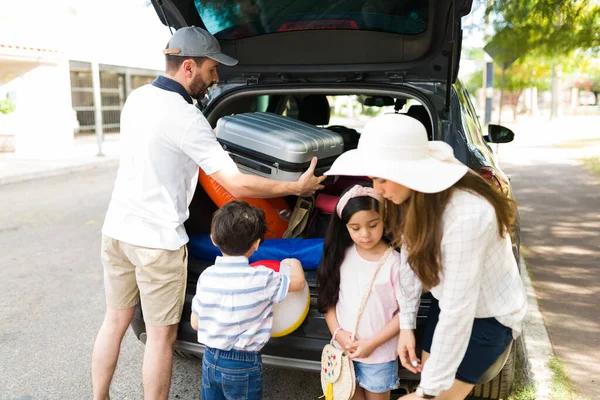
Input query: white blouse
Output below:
<box><xmin>399</xmin><ymin>189</ymin><xmax>527</xmax><ymax>396</ymax></box>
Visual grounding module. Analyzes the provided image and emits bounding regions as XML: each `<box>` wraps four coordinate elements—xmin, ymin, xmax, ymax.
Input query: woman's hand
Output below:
<box><xmin>347</xmin><ymin>338</ymin><xmax>377</xmax><ymax>359</ymax></box>
<box><xmin>397</xmin><ymin>329</ymin><xmax>422</xmax><ymax>374</ymax></box>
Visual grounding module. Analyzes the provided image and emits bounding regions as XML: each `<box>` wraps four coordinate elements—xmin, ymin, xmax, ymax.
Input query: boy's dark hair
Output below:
<box><xmin>211</xmin><ymin>201</ymin><xmax>267</xmax><ymax>256</ymax></box>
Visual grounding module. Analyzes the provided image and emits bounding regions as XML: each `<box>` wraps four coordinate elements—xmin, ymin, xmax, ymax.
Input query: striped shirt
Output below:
<box><xmin>192</xmin><ymin>256</ymin><xmax>291</xmax><ymax>351</ymax></box>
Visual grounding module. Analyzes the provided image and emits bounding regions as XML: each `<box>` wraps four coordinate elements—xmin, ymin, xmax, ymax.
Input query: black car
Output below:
<box><xmin>131</xmin><ymin>0</ymin><xmax>521</xmax><ymax>398</ymax></box>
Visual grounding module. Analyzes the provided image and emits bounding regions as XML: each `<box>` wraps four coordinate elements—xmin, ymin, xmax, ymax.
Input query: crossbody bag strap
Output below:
<box><xmin>351</xmin><ymin>247</ymin><xmax>393</xmax><ymax>340</ymax></box>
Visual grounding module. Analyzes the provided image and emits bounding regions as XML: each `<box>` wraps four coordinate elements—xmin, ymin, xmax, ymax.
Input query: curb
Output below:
<box><xmin>519</xmin><ymin>256</ymin><xmax>555</xmax><ymax>399</ymax></box>
<box><xmin>0</xmin><ymin>158</ymin><xmax>119</xmax><ymax>186</ymax></box>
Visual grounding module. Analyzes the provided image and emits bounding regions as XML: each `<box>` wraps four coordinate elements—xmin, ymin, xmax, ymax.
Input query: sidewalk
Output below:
<box><xmin>0</xmin><ymin>133</ymin><xmax>120</xmax><ymax>186</ymax></box>
<box><xmin>500</xmin><ymin>115</ymin><xmax>600</xmax><ymax>399</ymax></box>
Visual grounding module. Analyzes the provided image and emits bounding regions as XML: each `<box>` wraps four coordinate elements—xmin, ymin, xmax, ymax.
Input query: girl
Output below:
<box><xmin>324</xmin><ymin>113</ymin><xmax>527</xmax><ymax>400</ymax></box>
<box><xmin>317</xmin><ymin>184</ymin><xmax>422</xmax><ymax>400</ymax></box>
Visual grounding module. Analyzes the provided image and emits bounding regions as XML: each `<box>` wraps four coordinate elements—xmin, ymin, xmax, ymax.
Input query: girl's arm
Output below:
<box><xmin>324</xmin><ymin>307</ymin><xmax>355</xmax><ymax>351</ymax></box>
<box><xmin>324</xmin><ymin>307</ymin><xmax>339</xmax><ymax>334</ymax></box>
<box><xmin>348</xmin><ymin>314</ymin><xmax>400</xmax><ymax>359</ymax></box>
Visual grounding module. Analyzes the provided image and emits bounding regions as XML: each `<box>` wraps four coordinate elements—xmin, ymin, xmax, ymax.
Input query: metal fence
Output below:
<box><xmin>69</xmin><ymin>61</ymin><xmax>160</xmax><ymax>134</ymax></box>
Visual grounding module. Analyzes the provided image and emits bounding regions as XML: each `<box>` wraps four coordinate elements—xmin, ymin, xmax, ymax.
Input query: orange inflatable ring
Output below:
<box><xmin>198</xmin><ymin>169</ymin><xmax>291</xmax><ymax>239</ymax></box>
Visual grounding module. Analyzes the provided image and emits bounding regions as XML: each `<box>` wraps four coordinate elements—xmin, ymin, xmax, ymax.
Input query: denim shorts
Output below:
<box><xmin>202</xmin><ymin>346</ymin><xmax>263</xmax><ymax>400</ymax></box>
<box><xmin>422</xmin><ymin>297</ymin><xmax>513</xmax><ymax>384</ymax></box>
<box><xmin>354</xmin><ymin>359</ymin><xmax>400</xmax><ymax>393</ymax></box>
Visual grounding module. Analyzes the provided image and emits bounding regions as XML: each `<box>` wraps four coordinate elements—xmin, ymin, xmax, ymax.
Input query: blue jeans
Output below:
<box><xmin>201</xmin><ymin>346</ymin><xmax>263</xmax><ymax>400</ymax></box>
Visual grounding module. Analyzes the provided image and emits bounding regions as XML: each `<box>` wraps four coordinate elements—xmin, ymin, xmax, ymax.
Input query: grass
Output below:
<box><xmin>509</xmin><ymin>256</ymin><xmax>584</xmax><ymax>400</ymax></box>
<box><xmin>555</xmin><ymin>138</ymin><xmax>600</xmax><ymax>149</ymax></box>
<box><xmin>520</xmin><ymin>245</ymin><xmax>532</xmax><ymax>262</ymax></box>
<box><xmin>507</xmin><ymin>354</ymin><xmax>585</xmax><ymax>400</ymax></box>
<box><xmin>553</xmin><ymin>137</ymin><xmax>600</xmax><ymax>177</ymax></box>
<box><xmin>581</xmin><ymin>156</ymin><xmax>600</xmax><ymax>176</ymax></box>
<box><xmin>548</xmin><ymin>357</ymin><xmax>583</xmax><ymax>400</ymax></box>
<box><xmin>508</xmin><ymin>385</ymin><xmax>537</xmax><ymax>400</ymax></box>
<box><xmin>508</xmin><ymin>344</ymin><xmax>537</xmax><ymax>400</ymax></box>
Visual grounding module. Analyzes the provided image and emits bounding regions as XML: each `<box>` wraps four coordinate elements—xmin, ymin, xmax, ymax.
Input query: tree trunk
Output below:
<box><xmin>513</xmin><ymin>89</ymin><xmax>524</xmax><ymax>122</ymax></box>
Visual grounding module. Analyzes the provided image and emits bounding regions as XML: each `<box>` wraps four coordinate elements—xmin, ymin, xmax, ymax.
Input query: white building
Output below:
<box><xmin>0</xmin><ymin>0</ymin><xmax>170</xmax><ymax>155</ymax></box>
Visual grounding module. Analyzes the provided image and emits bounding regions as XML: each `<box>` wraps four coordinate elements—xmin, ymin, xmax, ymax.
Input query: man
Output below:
<box><xmin>91</xmin><ymin>26</ymin><xmax>325</xmax><ymax>400</ymax></box>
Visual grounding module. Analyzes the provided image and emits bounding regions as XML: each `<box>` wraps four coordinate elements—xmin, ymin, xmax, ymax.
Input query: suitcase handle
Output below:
<box><xmin>231</xmin><ymin>154</ymin><xmax>272</xmax><ymax>175</ymax></box>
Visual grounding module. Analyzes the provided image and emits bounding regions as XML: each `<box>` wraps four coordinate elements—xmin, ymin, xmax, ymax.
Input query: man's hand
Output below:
<box><xmin>398</xmin><ymin>329</ymin><xmax>422</xmax><ymax>374</ymax></box>
<box><xmin>297</xmin><ymin>157</ymin><xmax>326</xmax><ymax>196</ymax></box>
<box><xmin>347</xmin><ymin>339</ymin><xmax>377</xmax><ymax>359</ymax></box>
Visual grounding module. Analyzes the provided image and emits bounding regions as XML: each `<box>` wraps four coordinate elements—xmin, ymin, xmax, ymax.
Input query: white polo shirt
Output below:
<box><xmin>102</xmin><ymin>78</ymin><xmax>236</xmax><ymax>250</ymax></box>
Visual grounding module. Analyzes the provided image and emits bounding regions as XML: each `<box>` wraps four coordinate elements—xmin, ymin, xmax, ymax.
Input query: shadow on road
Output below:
<box><xmin>503</xmin><ymin>158</ymin><xmax>600</xmax><ymax>399</ymax></box>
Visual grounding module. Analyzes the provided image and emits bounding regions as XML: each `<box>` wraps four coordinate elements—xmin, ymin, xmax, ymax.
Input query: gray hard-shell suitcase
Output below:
<box><xmin>215</xmin><ymin>112</ymin><xmax>344</xmax><ymax>181</ymax></box>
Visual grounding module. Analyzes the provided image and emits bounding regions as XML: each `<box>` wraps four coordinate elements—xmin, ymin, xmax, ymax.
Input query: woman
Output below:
<box><xmin>324</xmin><ymin>113</ymin><xmax>527</xmax><ymax>400</ymax></box>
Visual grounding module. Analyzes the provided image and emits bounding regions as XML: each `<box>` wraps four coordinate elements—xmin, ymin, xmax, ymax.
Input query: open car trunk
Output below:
<box><xmin>174</xmin><ymin>88</ymin><xmax>434</xmax><ymax>378</ymax></box>
<box><xmin>151</xmin><ymin>0</ymin><xmax>473</xmax><ymax>109</ymax></box>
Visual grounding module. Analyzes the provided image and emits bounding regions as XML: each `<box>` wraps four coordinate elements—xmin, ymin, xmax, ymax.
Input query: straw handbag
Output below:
<box><xmin>320</xmin><ymin>248</ymin><xmax>393</xmax><ymax>400</ymax></box>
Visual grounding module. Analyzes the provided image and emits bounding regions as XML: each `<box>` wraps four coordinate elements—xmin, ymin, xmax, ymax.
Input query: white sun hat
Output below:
<box><xmin>324</xmin><ymin>113</ymin><xmax>469</xmax><ymax>193</ymax></box>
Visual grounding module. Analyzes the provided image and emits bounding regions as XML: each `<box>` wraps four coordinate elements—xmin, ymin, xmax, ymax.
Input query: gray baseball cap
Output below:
<box><xmin>163</xmin><ymin>26</ymin><xmax>238</xmax><ymax>66</ymax></box>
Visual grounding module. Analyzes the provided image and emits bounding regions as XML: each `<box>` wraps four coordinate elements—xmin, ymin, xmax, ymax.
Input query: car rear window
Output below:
<box><xmin>194</xmin><ymin>0</ymin><xmax>429</xmax><ymax>39</ymax></box>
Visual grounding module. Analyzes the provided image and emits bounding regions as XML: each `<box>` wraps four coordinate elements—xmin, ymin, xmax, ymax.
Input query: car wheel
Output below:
<box><xmin>173</xmin><ymin>349</ymin><xmax>200</xmax><ymax>360</ymax></box>
<box><xmin>468</xmin><ymin>342</ymin><xmax>516</xmax><ymax>399</ymax></box>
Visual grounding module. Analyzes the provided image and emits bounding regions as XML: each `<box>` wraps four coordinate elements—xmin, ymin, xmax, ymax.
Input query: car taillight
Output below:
<box><xmin>474</xmin><ymin>167</ymin><xmax>508</xmax><ymax>195</ymax></box>
<box><xmin>278</xmin><ymin>19</ymin><xmax>358</xmax><ymax>32</ymax></box>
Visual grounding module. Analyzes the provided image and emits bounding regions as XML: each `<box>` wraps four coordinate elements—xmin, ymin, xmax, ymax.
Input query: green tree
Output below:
<box><xmin>499</xmin><ymin>56</ymin><xmax>552</xmax><ymax>120</ymax></box>
<box><xmin>487</xmin><ymin>0</ymin><xmax>600</xmax><ymax>56</ymax></box>
<box><xmin>486</xmin><ymin>0</ymin><xmax>599</xmax><ymax>117</ymax></box>
<box><xmin>590</xmin><ymin>76</ymin><xmax>600</xmax><ymax>105</ymax></box>
<box><xmin>0</xmin><ymin>98</ymin><xmax>16</xmax><ymax>115</ymax></box>
<box><xmin>464</xmin><ymin>55</ymin><xmax>552</xmax><ymax>121</ymax></box>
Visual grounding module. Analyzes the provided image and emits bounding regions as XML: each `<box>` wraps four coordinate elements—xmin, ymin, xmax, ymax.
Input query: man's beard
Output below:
<box><xmin>189</xmin><ymin>79</ymin><xmax>211</xmax><ymax>101</ymax></box>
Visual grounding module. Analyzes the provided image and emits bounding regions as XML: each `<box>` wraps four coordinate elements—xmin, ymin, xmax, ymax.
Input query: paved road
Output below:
<box><xmin>0</xmin><ymin>166</ymin><xmax>321</xmax><ymax>400</ymax></box>
<box><xmin>500</xmin><ymin>118</ymin><xmax>600</xmax><ymax>400</ymax></box>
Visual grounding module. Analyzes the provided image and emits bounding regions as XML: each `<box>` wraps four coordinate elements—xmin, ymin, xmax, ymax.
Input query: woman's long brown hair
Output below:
<box><xmin>384</xmin><ymin>170</ymin><xmax>517</xmax><ymax>290</ymax></box>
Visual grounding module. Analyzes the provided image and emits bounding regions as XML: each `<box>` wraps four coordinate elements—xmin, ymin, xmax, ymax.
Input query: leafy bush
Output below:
<box><xmin>0</xmin><ymin>99</ymin><xmax>16</xmax><ymax>114</ymax></box>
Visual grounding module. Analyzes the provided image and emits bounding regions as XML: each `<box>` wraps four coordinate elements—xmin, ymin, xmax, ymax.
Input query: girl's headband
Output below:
<box><xmin>336</xmin><ymin>185</ymin><xmax>382</xmax><ymax>218</ymax></box>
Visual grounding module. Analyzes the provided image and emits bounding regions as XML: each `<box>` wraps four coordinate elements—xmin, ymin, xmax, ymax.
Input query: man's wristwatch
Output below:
<box><xmin>416</xmin><ymin>387</ymin><xmax>436</xmax><ymax>399</ymax></box>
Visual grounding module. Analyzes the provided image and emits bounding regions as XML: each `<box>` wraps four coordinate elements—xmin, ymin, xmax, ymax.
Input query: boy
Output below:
<box><xmin>191</xmin><ymin>200</ymin><xmax>307</xmax><ymax>399</ymax></box>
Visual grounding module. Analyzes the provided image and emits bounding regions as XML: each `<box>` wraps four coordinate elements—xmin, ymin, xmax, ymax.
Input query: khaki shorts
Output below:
<box><xmin>100</xmin><ymin>235</ymin><xmax>188</xmax><ymax>326</ymax></box>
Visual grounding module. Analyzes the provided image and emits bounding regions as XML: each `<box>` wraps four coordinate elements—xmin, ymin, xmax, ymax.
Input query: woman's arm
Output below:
<box><xmin>393</xmin><ymin>252</ymin><xmax>423</xmax><ymax>372</ymax></box>
<box><xmin>396</xmin><ymin>248</ymin><xmax>423</xmax><ymax>330</ymax></box>
<box><xmin>418</xmin><ymin>206</ymin><xmax>495</xmax><ymax>396</ymax></box>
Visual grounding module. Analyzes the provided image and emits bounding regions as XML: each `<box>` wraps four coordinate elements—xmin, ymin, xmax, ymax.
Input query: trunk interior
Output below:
<box><xmin>175</xmin><ymin>86</ymin><xmax>433</xmax><ymax>370</ymax></box>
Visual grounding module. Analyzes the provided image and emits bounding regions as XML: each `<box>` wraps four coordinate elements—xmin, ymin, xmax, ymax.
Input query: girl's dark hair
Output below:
<box><xmin>316</xmin><ymin>185</ymin><xmax>381</xmax><ymax>313</ymax></box>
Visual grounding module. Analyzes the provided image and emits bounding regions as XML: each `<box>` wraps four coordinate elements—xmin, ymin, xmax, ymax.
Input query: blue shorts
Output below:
<box><xmin>422</xmin><ymin>297</ymin><xmax>513</xmax><ymax>384</ymax></box>
<box><xmin>354</xmin><ymin>359</ymin><xmax>400</xmax><ymax>393</ymax></box>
